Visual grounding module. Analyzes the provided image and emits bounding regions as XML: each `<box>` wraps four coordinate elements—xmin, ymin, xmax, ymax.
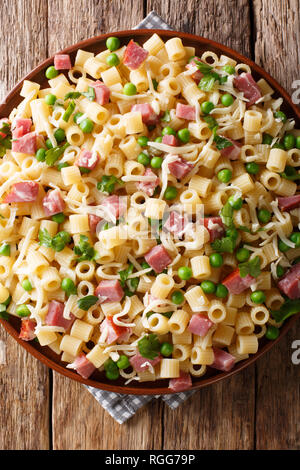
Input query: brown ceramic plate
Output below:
<box><xmin>0</xmin><ymin>29</ymin><xmax>299</xmax><ymax>395</ymax></box>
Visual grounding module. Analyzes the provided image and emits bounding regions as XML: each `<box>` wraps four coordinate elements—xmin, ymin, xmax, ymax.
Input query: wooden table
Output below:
<box><xmin>0</xmin><ymin>0</ymin><xmax>299</xmax><ymax>450</ymax></box>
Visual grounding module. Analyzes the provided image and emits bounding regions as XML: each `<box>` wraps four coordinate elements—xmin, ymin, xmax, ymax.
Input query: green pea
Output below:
<box><xmin>201</xmin><ymin>101</ymin><xmax>214</xmax><ymax>114</ymax></box>
<box><xmin>51</xmin><ymin>213</ymin><xmax>65</xmax><ymax>224</ymax></box>
<box><xmin>236</xmin><ymin>247</ymin><xmax>250</xmax><ymax>262</ymax></box>
<box><xmin>79</xmin><ymin>118</ymin><xmax>94</xmax><ymax>133</ymax></box>
<box><xmin>2</xmin><ymin>295</ymin><xmax>11</xmax><ymax>307</ymax></box>
<box><xmin>257</xmin><ymin>209</ymin><xmax>271</xmax><ymax>224</ymax></box>
<box><xmin>45</xmin><ymin>93</ymin><xmax>57</xmax><ymax>105</ymax></box>
<box><xmin>162</xmin><ymin>126</ymin><xmax>176</xmax><ymax>136</ymax></box>
<box><xmin>178</xmin><ymin>266</ymin><xmax>192</xmax><ymax>280</ymax></box>
<box><xmin>276</xmin><ymin>265</ymin><xmax>285</xmax><ymax>278</ymax></box>
<box><xmin>22</xmin><ymin>279</ymin><xmax>32</xmax><ymax>292</ymax></box>
<box><xmin>228</xmin><ymin>195</ymin><xmax>243</xmax><ymax>210</ymax></box>
<box><xmin>57</xmin><ymin>162</ymin><xmax>69</xmax><ymax>171</ymax></box>
<box><xmin>105</xmin><ymin>368</ymin><xmax>120</xmax><ymax>380</ymax></box>
<box><xmin>106</xmin><ymin>53</ymin><xmax>120</xmax><ymax>67</ymax></box>
<box><xmin>123</xmin><ymin>82</ymin><xmax>137</xmax><ymax>96</ymax></box>
<box><xmin>106</xmin><ymin>36</ymin><xmax>120</xmax><ymax>52</ymax></box>
<box><xmin>265</xmin><ymin>325</ymin><xmax>280</xmax><ymax>340</ymax></box>
<box><xmin>278</xmin><ymin>239</ymin><xmax>290</xmax><ymax>252</ymax></box>
<box><xmin>73</xmin><ymin>112</ymin><xmax>84</xmax><ymax>124</ymax></box>
<box><xmin>141</xmin><ymin>261</ymin><xmax>150</xmax><ymax>270</ymax></box>
<box><xmin>171</xmin><ymin>290</ymin><xmax>184</xmax><ymax>305</ymax></box>
<box><xmin>272</xmin><ymin>142</ymin><xmax>285</xmax><ymax>150</ymax></box>
<box><xmin>45</xmin><ymin>139</ymin><xmax>53</xmax><ymax>149</ymax></box>
<box><xmin>16</xmin><ymin>304</ymin><xmax>30</xmax><ymax>317</ymax></box>
<box><xmin>0</xmin><ymin>244</ymin><xmax>10</xmax><ymax>256</ymax></box>
<box><xmin>45</xmin><ymin>66</ymin><xmax>59</xmax><ymax>79</ymax></box>
<box><xmin>296</xmin><ymin>136</ymin><xmax>300</xmax><ymax>149</ymax></box>
<box><xmin>250</xmin><ymin>290</ymin><xmax>266</xmax><ymax>304</ymax></box>
<box><xmin>150</xmin><ymin>156</ymin><xmax>163</xmax><ymax>169</ymax></box>
<box><xmin>138</xmin><ymin>136</ymin><xmax>149</xmax><ymax>147</ymax></box>
<box><xmin>274</xmin><ymin>111</ymin><xmax>287</xmax><ymax>123</ymax></box>
<box><xmin>215</xmin><ymin>284</ymin><xmax>228</xmax><ymax>298</ymax></box>
<box><xmin>209</xmin><ymin>253</ymin><xmax>223</xmax><ymax>268</ymax></box>
<box><xmin>217</xmin><ymin>169</ymin><xmax>232</xmax><ymax>183</ymax></box>
<box><xmin>160</xmin><ymin>342</ymin><xmax>173</xmax><ymax>357</ymax></box>
<box><xmin>53</xmin><ymin>128</ymin><xmax>65</xmax><ymax>143</ymax></box>
<box><xmin>200</xmin><ymin>280</ymin><xmax>216</xmax><ymax>294</ymax></box>
<box><xmin>245</xmin><ymin>162</ymin><xmax>260</xmax><ymax>175</ymax></box>
<box><xmin>61</xmin><ymin>278</ymin><xmax>77</xmax><ymax>295</ymax></box>
<box><xmin>35</xmin><ymin>148</ymin><xmax>46</xmax><ymax>162</ymax></box>
<box><xmin>137</xmin><ymin>152</ymin><xmax>150</xmax><ymax>166</ymax></box>
<box><xmin>290</xmin><ymin>232</ymin><xmax>300</xmax><ymax>248</ymax></box>
<box><xmin>155</xmin><ymin>136</ymin><xmax>163</xmax><ymax>143</ymax></box>
<box><xmin>283</xmin><ymin>134</ymin><xmax>296</xmax><ymax>150</ymax></box>
<box><xmin>177</xmin><ymin>128</ymin><xmax>190</xmax><ymax>143</ymax></box>
<box><xmin>262</xmin><ymin>133</ymin><xmax>273</xmax><ymax>145</ymax></box>
<box><xmin>223</xmin><ymin>65</ymin><xmax>235</xmax><ymax>75</ymax></box>
<box><xmin>221</xmin><ymin>93</ymin><xmax>234</xmax><ymax>107</ymax></box>
<box><xmin>116</xmin><ymin>355</ymin><xmax>130</xmax><ymax>369</ymax></box>
<box><xmin>226</xmin><ymin>228</ymin><xmax>238</xmax><ymax>240</ymax></box>
<box><xmin>164</xmin><ymin>186</ymin><xmax>178</xmax><ymax>200</ymax></box>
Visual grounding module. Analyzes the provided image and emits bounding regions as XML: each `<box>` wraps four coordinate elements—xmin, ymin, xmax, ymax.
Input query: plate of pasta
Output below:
<box><xmin>0</xmin><ymin>30</ymin><xmax>299</xmax><ymax>394</ymax></box>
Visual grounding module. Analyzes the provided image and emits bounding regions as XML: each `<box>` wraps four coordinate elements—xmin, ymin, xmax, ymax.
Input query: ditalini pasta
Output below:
<box><xmin>0</xmin><ymin>34</ymin><xmax>299</xmax><ymax>392</ymax></box>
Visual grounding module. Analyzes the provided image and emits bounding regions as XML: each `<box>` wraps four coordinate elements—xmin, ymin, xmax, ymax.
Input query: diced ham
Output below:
<box><xmin>169</xmin><ymin>371</ymin><xmax>192</xmax><ymax>392</ymax></box>
<box><xmin>162</xmin><ymin>134</ymin><xmax>179</xmax><ymax>146</ymax></box>
<box><xmin>12</xmin><ymin>131</ymin><xmax>37</xmax><ymax>154</ymax></box>
<box><xmin>185</xmin><ymin>56</ymin><xmax>204</xmax><ymax>83</ymax></box>
<box><xmin>188</xmin><ymin>314</ymin><xmax>214</xmax><ymax>337</ymax></box>
<box><xmin>233</xmin><ymin>72</ymin><xmax>262</xmax><ymax>107</ymax></box>
<box><xmin>137</xmin><ymin>168</ymin><xmax>160</xmax><ymax>196</ymax></box>
<box><xmin>42</xmin><ymin>189</ymin><xmax>65</xmax><ymax>216</ymax></box>
<box><xmin>222</xmin><ymin>268</ymin><xmax>255</xmax><ymax>295</ymax></box>
<box><xmin>144</xmin><ymin>245</ymin><xmax>172</xmax><ymax>273</ymax></box>
<box><xmin>95</xmin><ymin>279</ymin><xmax>124</xmax><ymax>303</ymax></box>
<box><xmin>210</xmin><ymin>347</ymin><xmax>236</xmax><ymax>372</ymax></box>
<box><xmin>101</xmin><ymin>195</ymin><xmax>127</xmax><ymax>219</ymax></box>
<box><xmin>100</xmin><ymin>316</ymin><xmax>131</xmax><ymax>345</ymax></box>
<box><xmin>123</xmin><ymin>39</ymin><xmax>149</xmax><ymax>70</ymax></box>
<box><xmin>278</xmin><ymin>195</ymin><xmax>300</xmax><ymax>212</ymax></box>
<box><xmin>3</xmin><ymin>181</ymin><xmax>39</xmax><ymax>203</ymax></box>
<box><xmin>201</xmin><ymin>217</ymin><xmax>225</xmax><ymax>242</ymax></box>
<box><xmin>12</xmin><ymin>118</ymin><xmax>32</xmax><ymax>139</ymax></box>
<box><xmin>163</xmin><ymin>211</ymin><xmax>187</xmax><ymax>236</ymax></box>
<box><xmin>131</xmin><ymin>103</ymin><xmax>158</xmax><ymax>125</ymax></box>
<box><xmin>54</xmin><ymin>54</ymin><xmax>72</xmax><ymax>70</ymax></box>
<box><xmin>168</xmin><ymin>157</ymin><xmax>193</xmax><ymax>179</ymax></box>
<box><xmin>90</xmin><ymin>80</ymin><xmax>110</xmax><ymax>105</ymax></box>
<box><xmin>67</xmin><ymin>353</ymin><xmax>96</xmax><ymax>379</ymax></box>
<box><xmin>175</xmin><ymin>103</ymin><xmax>196</xmax><ymax>121</ymax></box>
<box><xmin>130</xmin><ymin>351</ymin><xmax>161</xmax><ymax>372</ymax></box>
<box><xmin>45</xmin><ymin>300</ymin><xmax>75</xmax><ymax>331</ymax></box>
<box><xmin>75</xmin><ymin>149</ymin><xmax>99</xmax><ymax>170</ymax></box>
<box><xmin>220</xmin><ymin>138</ymin><xmax>241</xmax><ymax>160</ymax></box>
<box><xmin>278</xmin><ymin>261</ymin><xmax>300</xmax><ymax>299</ymax></box>
<box><xmin>19</xmin><ymin>319</ymin><xmax>36</xmax><ymax>341</ymax></box>
<box><xmin>89</xmin><ymin>214</ymin><xmax>102</xmax><ymax>233</ymax></box>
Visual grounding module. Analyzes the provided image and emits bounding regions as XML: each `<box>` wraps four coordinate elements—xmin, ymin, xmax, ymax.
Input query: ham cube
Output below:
<box><xmin>278</xmin><ymin>261</ymin><xmax>300</xmax><ymax>299</ymax></box>
<box><xmin>12</xmin><ymin>131</ymin><xmax>37</xmax><ymax>154</ymax></box>
<box><xmin>219</xmin><ymin>137</ymin><xmax>241</xmax><ymax>160</ymax></box>
<box><xmin>233</xmin><ymin>72</ymin><xmax>261</xmax><ymax>107</ymax></box>
<box><xmin>210</xmin><ymin>347</ymin><xmax>236</xmax><ymax>372</ymax></box>
<box><xmin>222</xmin><ymin>268</ymin><xmax>255</xmax><ymax>295</ymax></box>
<box><xmin>201</xmin><ymin>217</ymin><xmax>225</xmax><ymax>242</ymax></box>
<box><xmin>162</xmin><ymin>134</ymin><xmax>179</xmax><ymax>146</ymax></box>
<box><xmin>188</xmin><ymin>314</ymin><xmax>214</xmax><ymax>337</ymax></box>
<box><xmin>12</xmin><ymin>118</ymin><xmax>32</xmax><ymax>139</ymax></box>
<box><xmin>3</xmin><ymin>182</ymin><xmax>39</xmax><ymax>203</ymax></box>
<box><xmin>130</xmin><ymin>351</ymin><xmax>161</xmax><ymax>372</ymax></box>
<box><xmin>42</xmin><ymin>189</ymin><xmax>65</xmax><ymax>216</ymax></box>
<box><xmin>101</xmin><ymin>195</ymin><xmax>127</xmax><ymax>219</ymax></box>
<box><xmin>164</xmin><ymin>211</ymin><xmax>187</xmax><ymax>236</ymax></box>
<box><xmin>90</xmin><ymin>80</ymin><xmax>110</xmax><ymax>105</ymax></box>
<box><xmin>46</xmin><ymin>300</ymin><xmax>75</xmax><ymax>331</ymax></box>
<box><xmin>175</xmin><ymin>103</ymin><xmax>196</xmax><ymax>121</ymax></box>
<box><xmin>137</xmin><ymin>168</ymin><xmax>160</xmax><ymax>196</ymax></box>
<box><xmin>144</xmin><ymin>245</ymin><xmax>172</xmax><ymax>273</ymax></box>
<box><xmin>123</xmin><ymin>39</ymin><xmax>149</xmax><ymax>70</ymax></box>
<box><xmin>54</xmin><ymin>54</ymin><xmax>72</xmax><ymax>70</ymax></box>
<box><xmin>95</xmin><ymin>279</ymin><xmax>124</xmax><ymax>303</ymax></box>
<box><xmin>67</xmin><ymin>353</ymin><xmax>96</xmax><ymax>379</ymax></box>
<box><xmin>168</xmin><ymin>157</ymin><xmax>193</xmax><ymax>179</ymax></box>
<box><xmin>75</xmin><ymin>149</ymin><xmax>99</xmax><ymax>170</ymax></box>
<box><xmin>169</xmin><ymin>371</ymin><xmax>192</xmax><ymax>392</ymax></box>
<box><xmin>89</xmin><ymin>214</ymin><xmax>102</xmax><ymax>233</ymax></box>
<box><xmin>19</xmin><ymin>319</ymin><xmax>36</xmax><ymax>341</ymax></box>
<box><xmin>278</xmin><ymin>195</ymin><xmax>300</xmax><ymax>212</ymax></box>
<box><xmin>100</xmin><ymin>316</ymin><xmax>131</xmax><ymax>345</ymax></box>
<box><xmin>131</xmin><ymin>103</ymin><xmax>158</xmax><ymax>125</ymax></box>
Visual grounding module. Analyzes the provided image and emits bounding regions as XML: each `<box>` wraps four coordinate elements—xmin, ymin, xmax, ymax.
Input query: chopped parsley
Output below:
<box><xmin>119</xmin><ymin>263</ymin><xmax>139</xmax><ymax>295</ymax></box>
<box><xmin>38</xmin><ymin>228</ymin><xmax>71</xmax><ymax>252</ymax></box>
<box><xmin>74</xmin><ymin>235</ymin><xmax>98</xmax><ymax>261</ymax></box>
<box><xmin>161</xmin><ymin>110</ymin><xmax>171</xmax><ymax>122</ymax></box>
<box><xmin>0</xmin><ymin>122</ymin><xmax>12</xmax><ymax>157</ymax></box>
<box><xmin>82</xmin><ymin>86</ymin><xmax>96</xmax><ymax>101</ymax></box>
<box><xmin>271</xmin><ymin>299</ymin><xmax>300</xmax><ymax>324</ymax></box>
<box><xmin>203</xmin><ymin>115</ymin><xmax>218</xmax><ymax>130</ymax></box>
<box><xmin>62</xmin><ymin>100</ymin><xmax>76</xmax><ymax>122</ymax></box>
<box><xmin>137</xmin><ymin>334</ymin><xmax>160</xmax><ymax>360</ymax></box>
<box><xmin>211</xmin><ymin>236</ymin><xmax>236</xmax><ymax>253</ymax></box>
<box><xmin>45</xmin><ymin>142</ymin><xmax>70</xmax><ymax>166</ymax></box>
<box><xmin>64</xmin><ymin>92</ymin><xmax>82</xmax><ymax>100</ymax></box>
<box><xmin>77</xmin><ymin>295</ymin><xmax>98</xmax><ymax>311</ymax></box>
<box><xmin>238</xmin><ymin>256</ymin><xmax>261</xmax><ymax>279</ymax></box>
<box><xmin>97</xmin><ymin>175</ymin><xmax>123</xmax><ymax>194</ymax></box>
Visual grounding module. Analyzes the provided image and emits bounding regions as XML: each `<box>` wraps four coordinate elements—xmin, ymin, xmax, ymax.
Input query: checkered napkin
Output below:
<box><xmin>86</xmin><ymin>11</ymin><xmax>195</xmax><ymax>424</ymax></box>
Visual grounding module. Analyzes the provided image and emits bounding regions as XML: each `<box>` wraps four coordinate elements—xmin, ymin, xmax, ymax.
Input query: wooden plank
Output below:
<box><xmin>0</xmin><ymin>0</ymin><xmax>50</xmax><ymax>451</ymax></box>
<box><xmin>253</xmin><ymin>0</ymin><xmax>300</xmax><ymax>449</ymax></box>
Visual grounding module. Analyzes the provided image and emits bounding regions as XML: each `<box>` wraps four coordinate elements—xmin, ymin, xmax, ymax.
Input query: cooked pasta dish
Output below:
<box><xmin>0</xmin><ymin>33</ymin><xmax>299</xmax><ymax>391</ymax></box>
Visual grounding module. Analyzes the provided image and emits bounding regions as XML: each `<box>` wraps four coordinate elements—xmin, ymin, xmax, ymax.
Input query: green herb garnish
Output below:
<box><xmin>45</xmin><ymin>142</ymin><xmax>70</xmax><ymax>166</ymax></box>
<box><xmin>62</xmin><ymin>100</ymin><xmax>76</xmax><ymax>122</ymax></box>
<box><xmin>97</xmin><ymin>175</ymin><xmax>123</xmax><ymax>194</ymax></box>
<box><xmin>77</xmin><ymin>295</ymin><xmax>98</xmax><ymax>311</ymax></box>
<box><xmin>211</xmin><ymin>237</ymin><xmax>236</xmax><ymax>253</ymax></box>
<box><xmin>194</xmin><ymin>61</ymin><xmax>213</xmax><ymax>74</ymax></box>
<box><xmin>64</xmin><ymin>92</ymin><xmax>82</xmax><ymax>101</ymax></box>
<box><xmin>238</xmin><ymin>256</ymin><xmax>261</xmax><ymax>279</ymax></box>
<box><xmin>0</xmin><ymin>122</ymin><xmax>12</xmax><ymax>157</ymax></box>
<box><xmin>74</xmin><ymin>235</ymin><xmax>98</xmax><ymax>261</ymax></box>
<box><xmin>271</xmin><ymin>299</ymin><xmax>300</xmax><ymax>324</ymax></box>
<box><xmin>38</xmin><ymin>228</ymin><xmax>71</xmax><ymax>252</ymax></box>
<box><xmin>137</xmin><ymin>334</ymin><xmax>161</xmax><ymax>360</ymax></box>
<box><xmin>203</xmin><ymin>115</ymin><xmax>218</xmax><ymax>130</ymax></box>
<box><xmin>161</xmin><ymin>110</ymin><xmax>171</xmax><ymax>122</ymax></box>
<box><xmin>82</xmin><ymin>86</ymin><xmax>96</xmax><ymax>101</ymax></box>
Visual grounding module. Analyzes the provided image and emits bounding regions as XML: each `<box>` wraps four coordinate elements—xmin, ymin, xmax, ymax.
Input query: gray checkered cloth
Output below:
<box><xmin>86</xmin><ymin>11</ymin><xmax>195</xmax><ymax>425</ymax></box>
